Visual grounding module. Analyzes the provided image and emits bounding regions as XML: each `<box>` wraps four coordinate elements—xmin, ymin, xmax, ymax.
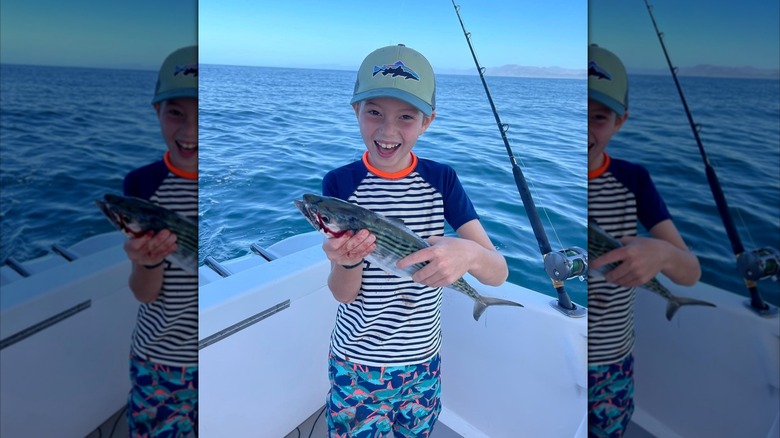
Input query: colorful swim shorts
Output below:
<box><xmin>127</xmin><ymin>351</ymin><xmax>198</xmax><ymax>438</ymax></box>
<box><xmin>326</xmin><ymin>352</ymin><xmax>442</xmax><ymax>438</ymax></box>
<box><xmin>588</xmin><ymin>353</ymin><xmax>635</xmax><ymax>438</ymax></box>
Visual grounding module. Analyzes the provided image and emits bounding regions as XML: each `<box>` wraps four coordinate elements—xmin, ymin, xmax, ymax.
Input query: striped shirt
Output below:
<box><xmin>124</xmin><ymin>153</ymin><xmax>198</xmax><ymax>367</ymax></box>
<box><xmin>323</xmin><ymin>152</ymin><xmax>478</xmax><ymax>367</ymax></box>
<box><xmin>588</xmin><ymin>153</ymin><xmax>670</xmax><ymax>366</ymax></box>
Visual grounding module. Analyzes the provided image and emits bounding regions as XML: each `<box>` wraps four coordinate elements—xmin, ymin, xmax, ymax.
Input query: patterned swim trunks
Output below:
<box><xmin>588</xmin><ymin>353</ymin><xmax>635</xmax><ymax>438</ymax></box>
<box><xmin>127</xmin><ymin>352</ymin><xmax>198</xmax><ymax>438</ymax></box>
<box><xmin>326</xmin><ymin>352</ymin><xmax>442</xmax><ymax>438</ymax></box>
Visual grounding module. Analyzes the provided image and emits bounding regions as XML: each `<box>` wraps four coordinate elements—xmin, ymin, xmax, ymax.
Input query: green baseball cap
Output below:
<box><xmin>351</xmin><ymin>44</ymin><xmax>436</xmax><ymax>116</ymax></box>
<box><xmin>152</xmin><ymin>46</ymin><xmax>198</xmax><ymax>104</ymax></box>
<box><xmin>588</xmin><ymin>44</ymin><xmax>628</xmax><ymax>116</ymax></box>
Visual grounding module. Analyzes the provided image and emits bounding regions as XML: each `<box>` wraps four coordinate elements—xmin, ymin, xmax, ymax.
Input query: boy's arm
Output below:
<box><xmin>591</xmin><ymin>219</ymin><xmax>701</xmax><ymax>287</ymax></box>
<box><xmin>324</xmin><ymin>229</ymin><xmax>376</xmax><ymax>303</ymax></box>
<box><xmin>397</xmin><ymin>219</ymin><xmax>508</xmax><ymax>287</ymax></box>
<box><xmin>647</xmin><ymin>219</ymin><xmax>701</xmax><ymax>285</ymax></box>
<box><xmin>124</xmin><ymin>229</ymin><xmax>178</xmax><ymax>303</ymax></box>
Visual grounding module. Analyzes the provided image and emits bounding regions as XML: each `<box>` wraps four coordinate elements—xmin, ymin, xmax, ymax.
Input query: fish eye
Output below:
<box><xmin>321</xmin><ymin>215</ymin><xmax>331</xmax><ymax>224</ymax></box>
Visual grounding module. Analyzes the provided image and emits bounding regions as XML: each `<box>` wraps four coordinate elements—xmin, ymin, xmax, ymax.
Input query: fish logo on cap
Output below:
<box><xmin>372</xmin><ymin>61</ymin><xmax>420</xmax><ymax>81</ymax></box>
<box><xmin>175</xmin><ymin>64</ymin><xmax>198</xmax><ymax>77</ymax></box>
<box><xmin>588</xmin><ymin>61</ymin><xmax>612</xmax><ymax>81</ymax></box>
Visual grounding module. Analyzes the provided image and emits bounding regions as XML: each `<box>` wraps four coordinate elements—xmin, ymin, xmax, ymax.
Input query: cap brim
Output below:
<box><xmin>152</xmin><ymin>88</ymin><xmax>198</xmax><ymax>104</ymax></box>
<box><xmin>351</xmin><ymin>88</ymin><xmax>433</xmax><ymax>116</ymax></box>
<box><xmin>589</xmin><ymin>89</ymin><xmax>625</xmax><ymax>117</ymax></box>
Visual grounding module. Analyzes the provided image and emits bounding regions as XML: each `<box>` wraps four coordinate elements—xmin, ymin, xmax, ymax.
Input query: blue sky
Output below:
<box><xmin>590</xmin><ymin>0</ymin><xmax>779</xmax><ymax>70</ymax></box>
<box><xmin>199</xmin><ymin>0</ymin><xmax>588</xmax><ymax>71</ymax></box>
<box><xmin>2</xmin><ymin>0</ymin><xmax>776</xmax><ymax>71</ymax></box>
<box><xmin>1</xmin><ymin>0</ymin><xmax>196</xmax><ymax>70</ymax></box>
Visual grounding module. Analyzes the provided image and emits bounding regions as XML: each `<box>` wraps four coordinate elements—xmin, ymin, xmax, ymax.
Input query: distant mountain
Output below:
<box><xmin>629</xmin><ymin>65</ymin><xmax>779</xmax><ymax>79</ymax></box>
<box><xmin>439</xmin><ymin>65</ymin><xmax>585</xmax><ymax>79</ymax></box>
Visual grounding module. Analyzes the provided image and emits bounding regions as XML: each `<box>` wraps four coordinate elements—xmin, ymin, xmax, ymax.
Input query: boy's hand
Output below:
<box><xmin>591</xmin><ymin>236</ymin><xmax>672</xmax><ymax>287</ymax></box>
<box><xmin>322</xmin><ymin>229</ymin><xmax>376</xmax><ymax>267</ymax></box>
<box><xmin>397</xmin><ymin>236</ymin><xmax>474</xmax><ymax>288</ymax></box>
<box><xmin>123</xmin><ymin>229</ymin><xmax>177</xmax><ymax>266</ymax></box>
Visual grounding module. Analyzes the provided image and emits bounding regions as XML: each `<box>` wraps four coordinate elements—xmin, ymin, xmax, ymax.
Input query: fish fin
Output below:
<box><xmin>665</xmin><ymin>296</ymin><xmax>717</xmax><ymax>321</ymax></box>
<box><xmin>472</xmin><ymin>296</ymin><xmax>524</xmax><ymax>321</ymax></box>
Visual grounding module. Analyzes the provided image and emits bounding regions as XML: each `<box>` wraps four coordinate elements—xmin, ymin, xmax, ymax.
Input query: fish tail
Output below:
<box><xmin>473</xmin><ymin>296</ymin><xmax>524</xmax><ymax>321</ymax></box>
<box><xmin>665</xmin><ymin>296</ymin><xmax>717</xmax><ymax>321</ymax></box>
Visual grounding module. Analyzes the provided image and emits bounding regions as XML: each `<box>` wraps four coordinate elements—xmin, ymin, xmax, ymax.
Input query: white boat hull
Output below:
<box><xmin>198</xmin><ymin>233</ymin><xmax>588</xmax><ymax>437</ymax></box>
<box><xmin>1</xmin><ymin>239</ymin><xmax>137</xmax><ymax>438</ymax></box>
<box><xmin>631</xmin><ymin>277</ymin><xmax>779</xmax><ymax>438</ymax></box>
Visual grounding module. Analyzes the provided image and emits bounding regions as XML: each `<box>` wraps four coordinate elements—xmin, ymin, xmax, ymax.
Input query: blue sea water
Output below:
<box><xmin>198</xmin><ymin>65</ymin><xmax>589</xmax><ymax>306</ymax></box>
<box><xmin>2</xmin><ymin>64</ymin><xmax>777</xmax><ymax>309</ymax></box>
<box><xmin>0</xmin><ymin>64</ymin><xmax>167</xmax><ymax>263</ymax></box>
<box><xmin>613</xmin><ymin>74</ymin><xmax>780</xmax><ymax>307</ymax></box>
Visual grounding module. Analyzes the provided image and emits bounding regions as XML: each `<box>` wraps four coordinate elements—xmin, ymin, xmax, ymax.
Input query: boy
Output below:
<box><xmin>122</xmin><ymin>45</ymin><xmax>198</xmax><ymax>437</ymax></box>
<box><xmin>587</xmin><ymin>44</ymin><xmax>700</xmax><ymax>437</ymax></box>
<box><xmin>321</xmin><ymin>44</ymin><xmax>508</xmax><ymax>437</ymax></box>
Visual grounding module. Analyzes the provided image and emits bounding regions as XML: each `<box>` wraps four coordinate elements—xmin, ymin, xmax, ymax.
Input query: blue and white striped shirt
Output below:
<box><xmin>588</xmin><ymin>153</ymin><xmax>670</xmax><ymax>366</ymax></box>
<box><xmin>323</xmin><ymin>152</ymin><xmax>478</xmax><ymax>367</ymax></box>
<box><xmin>124</xmin><ymin>154</ymin><xmax>198</xmax><ymax>367</ymax></box>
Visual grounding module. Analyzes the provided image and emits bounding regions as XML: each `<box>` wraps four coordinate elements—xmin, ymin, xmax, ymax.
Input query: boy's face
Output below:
<box><xmin>353</xmin><ymin>97</ymin><xmax>435</xmax><ymax>173</ymax></box>
<box><xmin>588</xmin><ymin>99</ymin><xmax>627</xmax><ymax>171</ymax></box>
<box><xmin>154</xmin><ymin>97</ymin><xmax>198</xmax><ymax>173</ymax></box>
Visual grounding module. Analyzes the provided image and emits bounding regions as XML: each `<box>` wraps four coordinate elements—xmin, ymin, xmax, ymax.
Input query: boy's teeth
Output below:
<box><xmin>179</xmin><ymin>142</ymin><xmax>197</xmax><ymax>150</ymax></box>
<box><xmin>377</xmin><ymin>142</ymin><xmax>399</xmax><ymax>149</ymax></box>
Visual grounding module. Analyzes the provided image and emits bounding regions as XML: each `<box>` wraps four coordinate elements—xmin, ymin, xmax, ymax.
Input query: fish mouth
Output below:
<box><xmin>375</xmin><ymin>140</ymin><xmax>401</xmax><ymax>158</ymax></box>
<box><xmin>294</xmin><ymin>198</ymin><xmax>322</xmax><ymax>232</ymax></box>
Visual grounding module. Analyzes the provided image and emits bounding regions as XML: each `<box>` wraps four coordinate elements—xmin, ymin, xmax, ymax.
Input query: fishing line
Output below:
<box><xmin>514</xmin><ymin>153</ymin><xmax>566</xmax><ymax>251</ymax></box>
<box><xmin>451</xmin><ymin>1</ymin><xmax>586</xmax><ymax>317</ymax></box>
<box><xmin>643</xmin><ymin>0</ymin><xmax>777</xmax><ymax>316</ymax></box>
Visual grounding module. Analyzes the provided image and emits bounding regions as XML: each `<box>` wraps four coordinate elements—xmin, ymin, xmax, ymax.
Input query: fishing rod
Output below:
<box><xmin>644</xmin><ymin>0</ymin><xmax>777</xmax><ymax>317</ymax></box>
<box><xmin>452</xmin><ymin>1</ymin><xmax>587</xmax><ymax>318</ymax></box>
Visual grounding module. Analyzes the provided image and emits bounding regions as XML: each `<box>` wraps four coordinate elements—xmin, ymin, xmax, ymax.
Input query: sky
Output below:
<box><xmin>199</xmin><ymin>0</ymin><xmax>588</xmax><ymax>71</ymax></box>
<box><xmin>590</xmin><ymin>0</ymin><xmax>780</xmax><ymax>70</ymax></box>
<box><xmin>0</xmin><ymin>0</ymin><xmax>197</xmax><ymax>70</ymax></box>
<box><xmin>1</xmin><ymin>0</ymin><xmax>776</xmax><ymax>71</ymax></box>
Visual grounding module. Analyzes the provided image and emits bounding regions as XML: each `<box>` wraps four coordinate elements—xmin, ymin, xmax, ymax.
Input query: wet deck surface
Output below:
<box><xmin>284</xmin><ymin>405</ymin><xmax>463</xmax><ymax>438</ymax></box>
<box><xmin>88</xmin><ymin>404</ymin><xmax>657</xmax><ymax>437</ymax></box>
<box><xmin>625</xmin><ymin>421</ymin><xmax>655</xmax><ymax>438</ymax></box>
<box><xmin>86</xmin><ymin>405</ymin><xmax>127</xmax><ymax>438</ymax></box>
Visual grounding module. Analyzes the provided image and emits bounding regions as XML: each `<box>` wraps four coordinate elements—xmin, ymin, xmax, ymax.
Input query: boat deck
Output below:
<box><xmin>86</xmin><ymin>401</ymin><xmax>655</xmax><ymax>437</ymax></box>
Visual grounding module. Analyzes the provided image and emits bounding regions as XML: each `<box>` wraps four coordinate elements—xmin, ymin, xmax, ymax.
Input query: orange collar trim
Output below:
<box><xmin>164</xmin><ymin>151</ymin><xmax>197</xmax><ymax>180</ymax></box>
<box><xmin>362</xmin><ymin>151</ymin><xmax>418</xmax><ymax>179</ymax></box>
<box><xmin>588</xmin><ymin>153</ymin><xmax>611</xmax><ymax>180</ymax></box>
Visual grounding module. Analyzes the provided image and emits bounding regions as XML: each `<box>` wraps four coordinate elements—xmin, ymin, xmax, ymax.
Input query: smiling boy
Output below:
<box><xmin>121</xmin><ymin>45</ymin><xmax>198</xmax><ymax>437</ymax></box>
<box><xmin>587</xmin><ymin>44</ymin><xmax>700</xmax><ymax>437</ymax></box>
<box><xmin>319</xmin><ymin>44</ymin><xmax>508</xmax><ymax>437</ymax></box>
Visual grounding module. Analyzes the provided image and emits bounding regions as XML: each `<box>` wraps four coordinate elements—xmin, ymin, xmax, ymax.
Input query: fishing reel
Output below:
<box><xmin>544</xmin><ymin>247</ymin><xmax>588</xmax><ymax>282</ymax></box>
<box><xmin>737</xmin><ymin>247</ymin><xmax>780</xmax><ymax>282</ymax></box>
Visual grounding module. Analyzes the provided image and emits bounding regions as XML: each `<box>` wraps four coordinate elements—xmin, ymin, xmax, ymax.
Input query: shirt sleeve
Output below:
<box><xmin>611</xmin><ymin>158</ymin><xmax>671</xmax><ymax>231</ymax></box>
<box><xmin>417</xmin><ymin>159</ymin><xmax>479</xmax><ymax>231</ymax></box>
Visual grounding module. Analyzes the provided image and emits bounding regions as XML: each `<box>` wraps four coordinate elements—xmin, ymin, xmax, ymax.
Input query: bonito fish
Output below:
<box><xmin>588</xmin><ymin>220</ymin><xmax>715</xmax><ymax>321</ymax></box>
<box><xmin>96</xmin><ymin>194</ymin><xmax>198</xmax><ymax>275</ymax></box>
<box><xmin>294</xmin><ymin>193</ymin><xmax>523</xmax><ymax>321</ymax></box>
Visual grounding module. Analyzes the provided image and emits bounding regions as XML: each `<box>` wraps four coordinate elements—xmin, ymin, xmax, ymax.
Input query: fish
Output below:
<box><xmin>372</xmin><ymin>61</ymin><xmax>420</xmax><ymax>80</ymax></box>
<box><xmin>588</xmin><ymin>220</ymin><xmax>716</xmax><ymax>321</ymax></box>
<box><xmin>294</xmin><ymin>193</ymin><xmax>523</xmax><ymax>321</ymax></box>
<box><xmin>96</xmin><ymin>194</ymin><xmax>198</xmax><ymax>275</ymax></box>
<box><xmin>588</xmin><ymin>61</ymin><xmax>612</xmax><ymax>80</ymax></box>
<box><xmin>174</xmin><ymin>63</ymin><xmax>198</xmax><ymax>77</ymax></box>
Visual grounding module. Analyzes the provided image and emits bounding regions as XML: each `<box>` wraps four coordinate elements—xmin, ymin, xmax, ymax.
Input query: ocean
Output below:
<box><xmin>2</xmin><ymin>64</ymin><xmax>777</xmax><ymax>308</ymax></box>
<box><xmin>198</xmin><ymin>65</ymin><xmax>589</xmax><ymax>305</ymax></box>
<box><xmin>613</xmin><ymin>74</ymin><xmax>780</xmax><ymax>307</ymax></box>
<box><xmin>0</xmin><ymin>64</ymin><xmax>164</xmax><ymax>263</ymax></box>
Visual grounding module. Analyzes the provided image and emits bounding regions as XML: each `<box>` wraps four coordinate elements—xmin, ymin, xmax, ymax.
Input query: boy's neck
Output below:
<box><xmin>588</xmin><ymin>152</ymin><xmax>611</xmax><ymax>179</ymax></box>
<box><xmin>164</xmin><ymin>151</ymin><xmax>198</xmax><ymax>180</ymax></box>
<box><xmin>362</xmin><ymin>151</ymin><xmax>418</xmax><ymax>179</ymax></box>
